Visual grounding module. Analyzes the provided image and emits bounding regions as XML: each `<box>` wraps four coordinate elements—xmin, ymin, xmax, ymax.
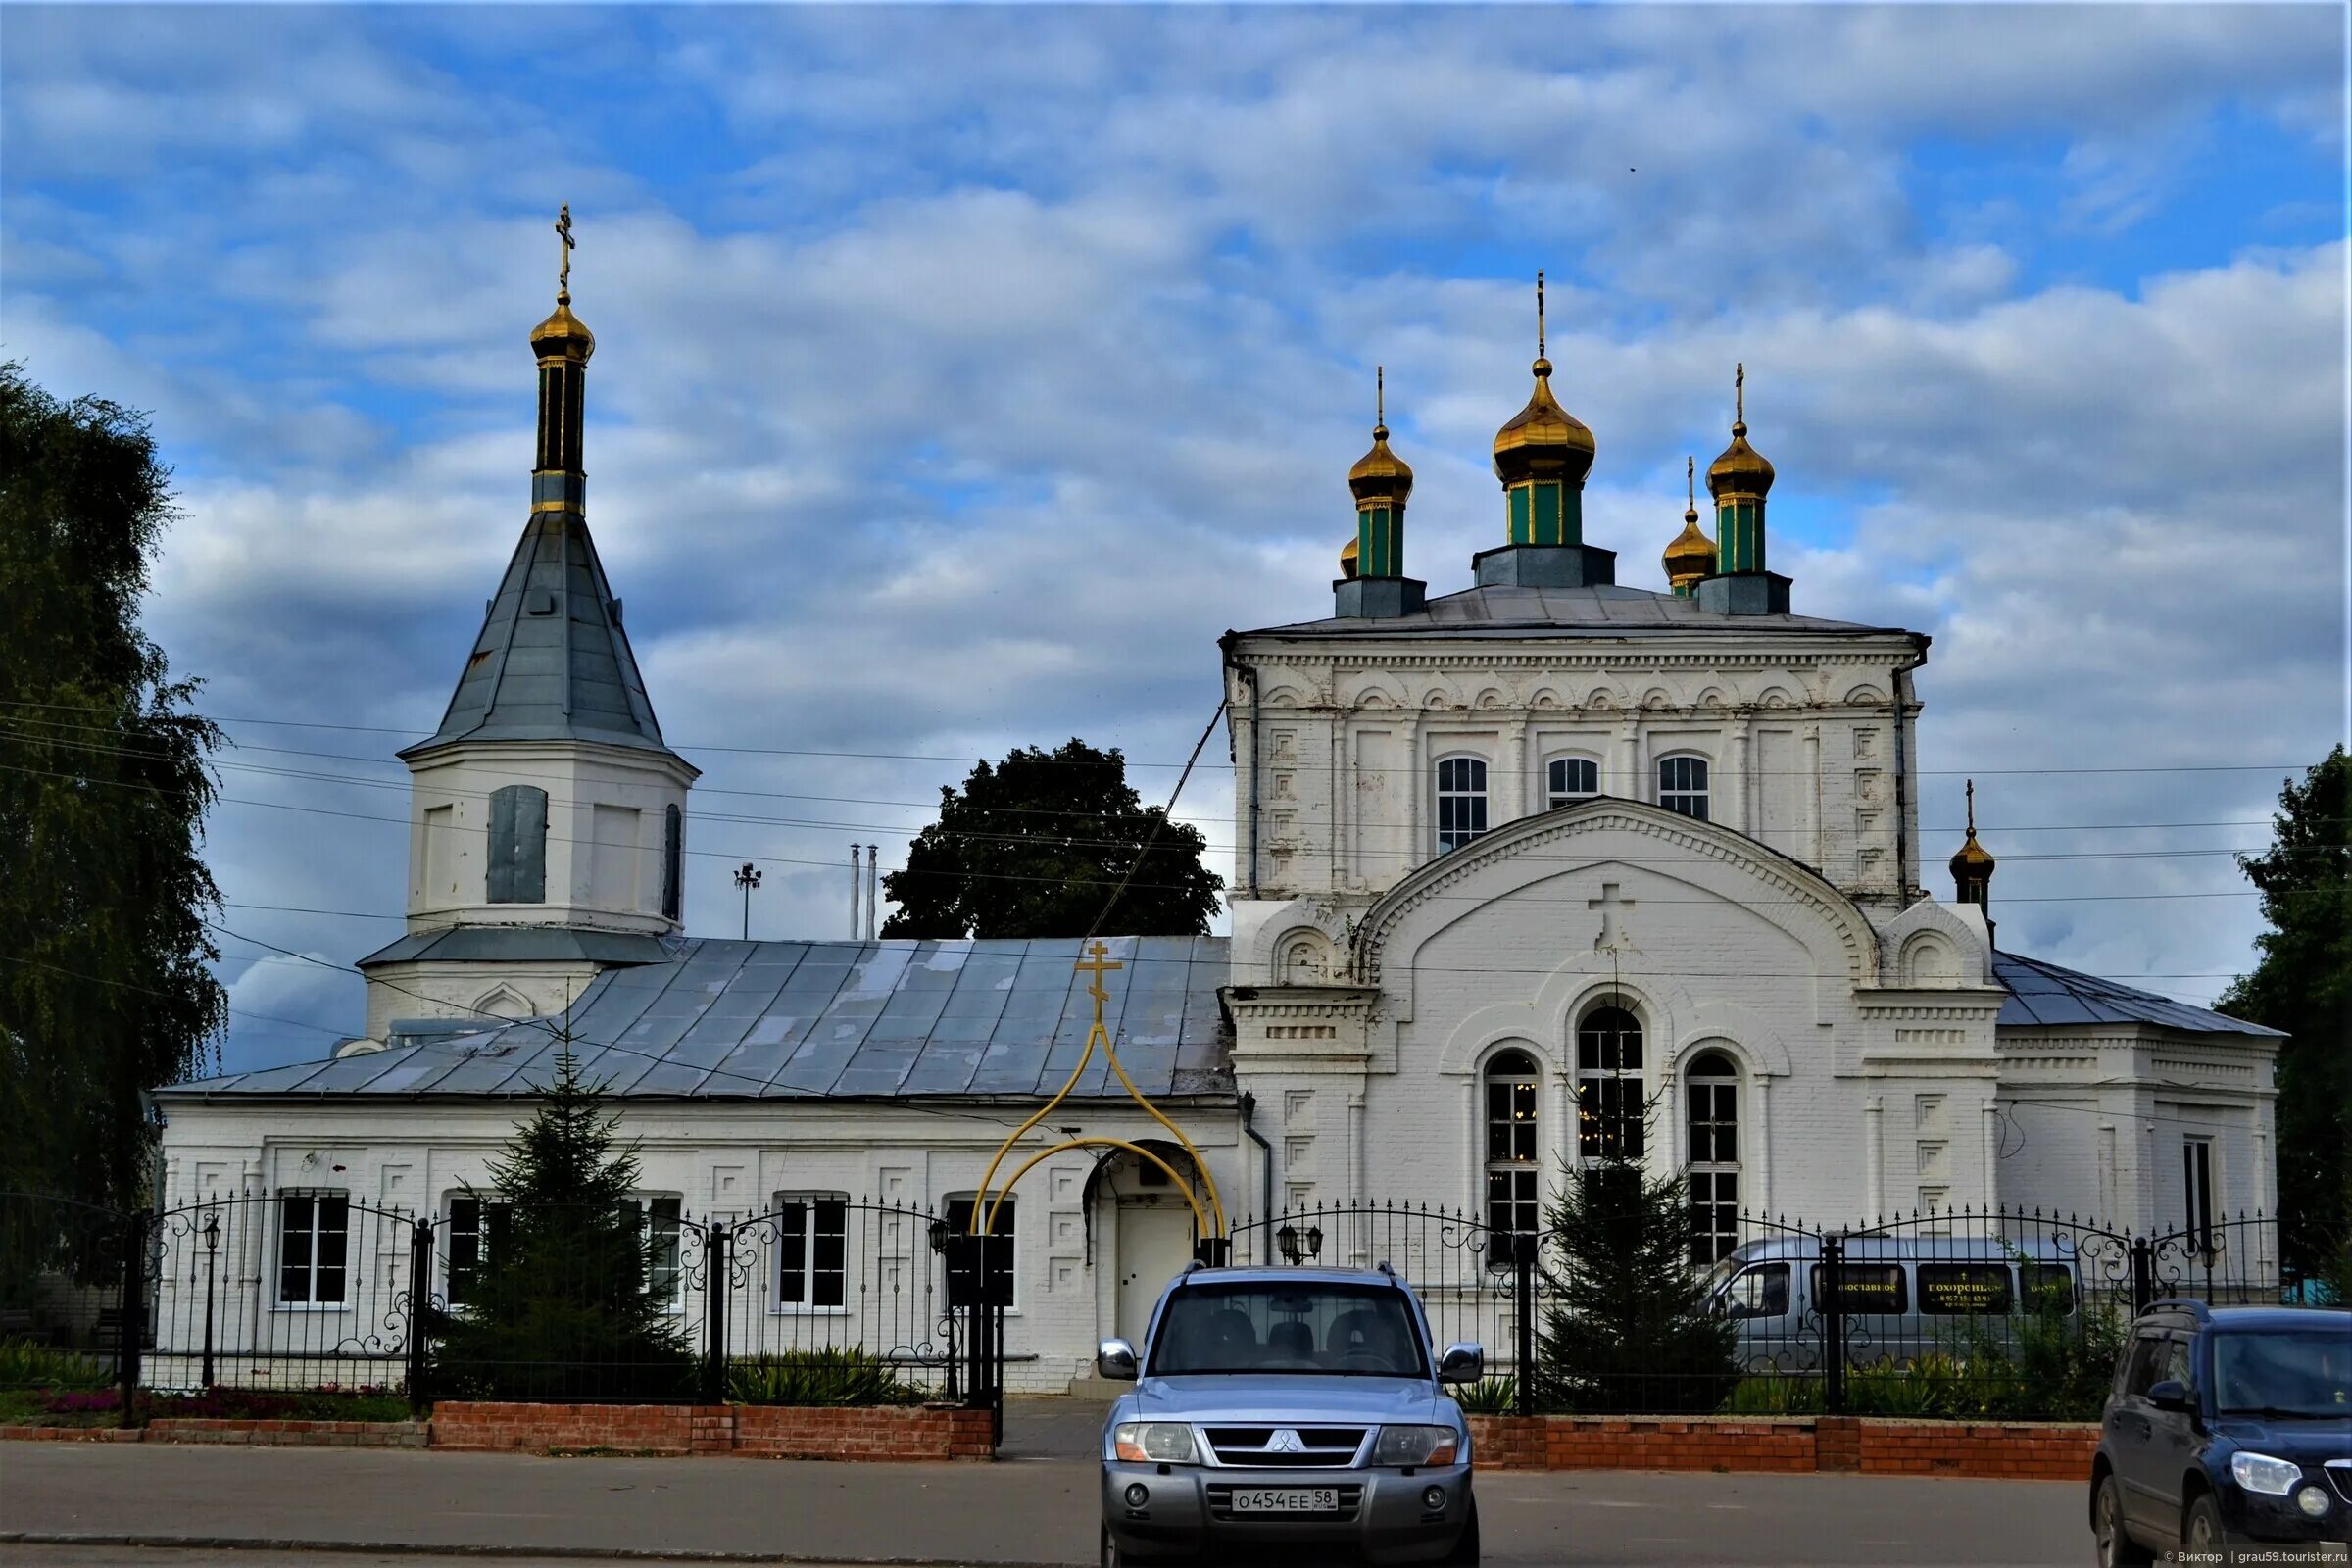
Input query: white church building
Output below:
<box><xmin>155</xmin><ymin>267</ymin><xmax>2282</xmax><ymax>1390</ymax></box>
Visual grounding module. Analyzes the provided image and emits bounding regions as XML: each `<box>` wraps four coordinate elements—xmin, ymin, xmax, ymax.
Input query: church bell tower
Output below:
<box><xmin>359</xmin><ymin>208</ymin><xmax>699</xmax><ymax>1037</ymax></box>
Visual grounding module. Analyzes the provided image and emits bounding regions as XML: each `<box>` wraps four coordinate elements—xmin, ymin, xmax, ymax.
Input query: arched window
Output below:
<box><xmin>1686</xmin><ymin>1050</ymin><xmax>1740</xmax><ymax>1264</ymax></box>
<box><xmin>1546</xmin><ymin>757</ymin><xmax>1599</xmax><ymax>808</ymax></box>
<box><xmin>485</xmin><ymin>785</ymin><xmax>548</xmax><ymax>904</ymax></box>
<box><xmin>1576</xmin><ymin>1004</ymin><xmax>1643</xmax><ymax>1160</ymax></box>
<box><xmin>1435</xmin><ymin>756</ymin><xmax>1489</xmax><ymax>854</ymax></box>
<box><xmin>1657</xmin><ymin>756</ymin><xmax>1709</xmax><ymax>820</ymax></box>
<box><xmin>1484</xmin><ymin>1050</ymin><xmax>1541</xmax><ymax>1239</ymax></box>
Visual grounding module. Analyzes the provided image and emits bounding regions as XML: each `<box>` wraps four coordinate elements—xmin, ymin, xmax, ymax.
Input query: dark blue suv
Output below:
<box><xmin>2090</xmin><ymin>1300</ymin><xmax>2351</xmax><ymax>1564</ymax></box>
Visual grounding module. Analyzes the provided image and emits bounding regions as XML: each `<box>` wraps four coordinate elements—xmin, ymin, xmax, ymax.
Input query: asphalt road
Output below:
<box><xmin>0</xmin><ymin>1444</ymin><xmax>2092</xmax><ymax>1566</ymax></box>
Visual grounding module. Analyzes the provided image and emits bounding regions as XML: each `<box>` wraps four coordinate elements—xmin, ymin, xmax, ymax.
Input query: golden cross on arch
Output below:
<box><xmin>555</xmin><ymin>204</ymin><xmax>575</xmax><ymax>299</ymax></box>
<box><xmin>1074</xmin><ymin>939</ymin><xmax>1123</xmax><ymax>1003</ymax></box>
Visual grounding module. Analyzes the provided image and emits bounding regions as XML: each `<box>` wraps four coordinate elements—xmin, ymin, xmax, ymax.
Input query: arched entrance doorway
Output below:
<box><xmin>1086</xmin><ymin>1142</ymin><xmax>1205</xmax><ymax>1346</ymax></box>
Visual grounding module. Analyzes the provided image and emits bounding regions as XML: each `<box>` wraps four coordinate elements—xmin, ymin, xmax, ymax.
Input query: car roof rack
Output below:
<box><xmin>1376</xmin><ymin>1259</ymin><xmax>1396</xmax><ymax>1279</ymax></box>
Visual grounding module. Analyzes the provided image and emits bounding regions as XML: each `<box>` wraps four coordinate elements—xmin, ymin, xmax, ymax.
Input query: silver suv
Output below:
<box><xmin>1096</xmin><ymin>1261</ymin><xmax>1483</xmax><ymax>1566</ymax></box>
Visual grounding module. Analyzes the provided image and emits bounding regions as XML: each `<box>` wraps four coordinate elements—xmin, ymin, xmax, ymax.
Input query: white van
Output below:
<box><xmin>1699</xmin><ymin>1235</ymin><xmax>2084</xmax><ymax>1371</ymax></box>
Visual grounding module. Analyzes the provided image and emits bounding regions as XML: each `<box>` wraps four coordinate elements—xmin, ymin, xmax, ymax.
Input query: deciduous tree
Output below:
<box><xmin>881</xmin><ymin>739</ymin><xmax>1222</xmax><ymax>939</ymax></box>
<box><xmin>2217</xmin><ymin>747</ymin><xmax>2351</xmax><ymax>1283</ymax></box>
<box><xmin>0</xmin><ymin>363</ymin><xmax>225</xmax><ymax>1210</ymax></box>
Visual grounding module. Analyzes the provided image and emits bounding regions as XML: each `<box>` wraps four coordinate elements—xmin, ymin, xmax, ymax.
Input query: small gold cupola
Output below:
<box><xmin>1492</xmin><ymin>271</ymin><xmax>1595</xmax><ymax>547</ymax></box>
<box><xmin>1348</xmin><ymin>367</ymin><xmax>1413</xmax><ymax>579</ymax></box>
<box><xmin>1950</xmin><ymin>778</ymin><xmax>1997</xmax><ymax>911</ymax></box>
<box><xmin>1705</xmin><ymin>362</ymin><xmax>1775</xmax><ymax>572</ymax></box>
<box><xmin>1332</xmin><ymin>366</ymin><xmax>1428</xmax><ymax>619</ymax></box>
<box><xmin>529</xmin><ymin>205</ymin><xmax>595</xmax><ymax>511</ymax></box>
<box><xmin>1663</xmin><ymin>456</ymin><xmax>1716</xmax><ymax>596</ymax></box>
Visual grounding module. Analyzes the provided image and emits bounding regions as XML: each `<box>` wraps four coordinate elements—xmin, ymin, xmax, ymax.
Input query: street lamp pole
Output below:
<box><xmin>733</xmin><ymin>862</ymin><xmax>762</xmax><ymax>941</ymax></box>
<box><xmin>199</xmin><ymin>1209</ymin><xmax>220</xmax><ymax>1390</ymax></box>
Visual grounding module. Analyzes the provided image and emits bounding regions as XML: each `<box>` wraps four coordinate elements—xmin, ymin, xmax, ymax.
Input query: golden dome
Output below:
<box><xmin>1493</xmin><ymin>275</ymin><xmax>1595</xmax><ymax>488</ymax></box>
<box><xmin>1663</xmin><ymin>456</ymin><xmax>1716</xmax><ymax>590</ymax></box>
<box><xmin>1705</xmin><ymin>362</ymin><xmax>1773</xmax><ymax>499</ymax></box>
<box><xmin>1348</xmin><ymin>425</ymin><xmax>1413</xmax><ymax>504</ymax></box>
<box><xmin>1348</xmin><ymin>368</ymin><xmax>1413</xmax><ymax>504</ymax></box>
<box><xmin>530</xmin><ymin>297</ymin><xmax>596</xmax><ymax>360</ymax></box>
<box><xmin>1339</xmin><ymin>536</ymin><xmax>1360</xmax><ymax>579</ymax></box>
<box><xmin>1950</xmin><ymin>779</ymin><xmax>1996</xmax><ymax>886</ymax></box>
<box><xmin>1493</xmin><ymin>357</ymin><xmax>1596</xmax><ymax>487</ymax></box>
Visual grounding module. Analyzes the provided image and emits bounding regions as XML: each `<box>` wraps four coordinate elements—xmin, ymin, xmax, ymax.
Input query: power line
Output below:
<box><xmin>0</xmin><ymin>697</ymin><xmax>2319</xmax><ymax>778</ymax></box>
<box><xmin>0</xmin><ymin>711</ymin><xmax>2303</xmax><ymax>835</ymax></box>
<box><xmin>0</xmin><ymin>740</ymin><xmax>2303</xmax><ymax>869</ymax></box>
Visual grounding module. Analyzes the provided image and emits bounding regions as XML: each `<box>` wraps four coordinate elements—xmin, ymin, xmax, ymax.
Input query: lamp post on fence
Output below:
<box><xmin>200</xmin><ymin>1209</ymin><xmax>220</xmax><ymax>1390</ymax></box>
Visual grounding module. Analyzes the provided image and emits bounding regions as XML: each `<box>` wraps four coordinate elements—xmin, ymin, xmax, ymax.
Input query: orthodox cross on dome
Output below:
<box><xmin>1588</xmin><ymin>881</ymin><xmax>1636</xmax><ymax>954</ymax></box>
<box><xmin>555</xmin><ymin>204</ymin><xmax>575</xmax><ymax>302</ymax></box>
<box><xmin>1075</xmin><ymin>939</ymin><xmax>1124</xmax><ymax>1006</ymax></box>
<box><xmin>1735</xmin><ymin>360</ymin><xmax>1744</xmax><ymax>424</ymax></box>
<box><xmin>1536</xmin><ymin>269</ymin><xmax>1546</xmax><ymax>359</ymax></box>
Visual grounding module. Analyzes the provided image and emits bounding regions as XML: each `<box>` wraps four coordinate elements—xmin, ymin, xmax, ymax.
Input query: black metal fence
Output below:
<box><xmin>1</xmin><ymin>1192</ymin><xmax>961</xmax><ymax>1417</ymax></box>
<box><xmin>1227</xmin><ymin>1200</ymin><xmax>2290</xmax><ymax>1420</ymax></box>
<box><xmin>3</xmin><ymin>1188</ymin><xmax>2293</xmax><ymax>1425</ymax></box>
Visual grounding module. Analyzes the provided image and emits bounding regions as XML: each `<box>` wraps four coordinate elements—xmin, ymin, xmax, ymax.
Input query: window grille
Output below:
<box><xmin>1685</xmin><ymin>1050</ymin><xmax>1740</xmax><ymax>1264</ymax></box>
<box><xmin>1436</xmin><ymin>757</ymin><xmax>1489</xmax><ymax>854</ymax></box>
<box><xmin>277</xmin><ymin>1191</ymin><xmax>350</xmax><ymax>1305</ymax></box>
<box><xmin>774</xmin><ymin>1195</ymin><xmax>850</xmax><ymax>1309</ymax></box>
<box><xmin>1656</xmin><ymin>756</ymin><xmax>1710</xmax><ymax>820</ymax></box>
<box><xmin>1576</xmin><ymin>1005</ymin><xmax>1644</xmax><ymax>1160</ymax></box>
<box><xmin>1484</xmin><ymin>1050</ymin><xmax>1541</xmax><ymax>1241</ymax></box>
<box><xmin>1546</xmin><ymin>757</ymin><xmax>1598</xmax><ymax>808</ymax></box>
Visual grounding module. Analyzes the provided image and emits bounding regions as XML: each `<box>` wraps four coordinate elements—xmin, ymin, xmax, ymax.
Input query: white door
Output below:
<box><xmin>1117</xmin><ymin>1205</ymin><xmax>1197</xmax><ymax>1348</ymax></box>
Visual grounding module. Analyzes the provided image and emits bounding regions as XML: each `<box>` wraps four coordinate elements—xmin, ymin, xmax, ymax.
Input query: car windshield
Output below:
<box><xmin>2212</xmin><ymin>1329</ymin><xmax>2352</xmax><ymax>1418</ymax></box>
<box><xmin>1147</xmin><ymin>1281</ymin><xmax>1428</xmax><ymax>1378</ymax></box>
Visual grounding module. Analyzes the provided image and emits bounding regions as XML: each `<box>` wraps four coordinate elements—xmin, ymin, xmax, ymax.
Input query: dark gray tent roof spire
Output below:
<box><xmin>402</xmin><ymin>208</ymin><xmax>684</xmax><ymax>765</ymax></box>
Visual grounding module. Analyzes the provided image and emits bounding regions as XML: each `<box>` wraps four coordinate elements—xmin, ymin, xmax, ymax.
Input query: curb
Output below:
<box><xmin>0</xmin><ymin>1535</ymin><xmax>1078</xmax><ymax>1567</ymax></box>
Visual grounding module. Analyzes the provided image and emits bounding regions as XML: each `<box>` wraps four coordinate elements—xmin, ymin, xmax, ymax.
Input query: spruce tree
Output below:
<box><xmin>1533</xmin><ymin>1103</ymin><xmax>1740</xmax><ymax>1414</ymax></box>
<box><xmin>429</xmin><ymin>1050</ymin><xmax>692</xmax><ymax>1398</ymax></box>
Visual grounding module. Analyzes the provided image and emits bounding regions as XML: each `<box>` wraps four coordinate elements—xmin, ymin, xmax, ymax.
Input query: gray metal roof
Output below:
<box><xmin>357</xmin><ymin>926</ymin><xmax>672</xmax><ymax>968</ymax></box>
<box><xmin>400</xmin><ymin>513</ymin><xmax>684</xmax><ymax>760</ymax></box>
<box><xmin>1238</xmin><ymin>582</ymin><xmax>1912</xmax><ymax>641</ymax></box>
<box><xmin>165</xmin><ymin>936</ymin><xmax>1235</xmax><ymax>1101</ymax></box>
<box><xmin>1992</xmin><ymin>951</ymin><xmax>2282</xmax><ymax>1037</ymax></box>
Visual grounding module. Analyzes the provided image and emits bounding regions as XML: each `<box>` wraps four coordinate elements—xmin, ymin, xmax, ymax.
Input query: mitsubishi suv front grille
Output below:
<box><xmin>1203</xmin><ymin>1426</ymin><xmax>1369</xmax><ymax>1467</ymax></box>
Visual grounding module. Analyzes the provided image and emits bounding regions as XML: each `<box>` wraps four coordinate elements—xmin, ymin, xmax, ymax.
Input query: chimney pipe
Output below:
<box><xmin>865</xmin><ymin>845</ymin><xmax>880</xmax><ymax>939</ymax></box>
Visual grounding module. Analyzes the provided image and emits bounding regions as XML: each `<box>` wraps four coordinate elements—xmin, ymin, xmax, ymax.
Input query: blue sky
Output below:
<box><xmin>3</xmin><ymin>5</ymin><xmax>2344</xmax><ymax>1075</ymax></box>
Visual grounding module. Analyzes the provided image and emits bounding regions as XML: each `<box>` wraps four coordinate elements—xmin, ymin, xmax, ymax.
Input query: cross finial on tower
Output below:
<box><xmin>1074</xmin><ymin>939</ymin><xmax>1124</xmax><ymax>1004</ymax></box>
<box><xmin>1536</xmin><ymin>270</ymin><xmax>1546</xmax><ymax>360</ymax></box>
<box><xmin>1375</xmin><ymin>364</ymin><xmax>1385</xmax><ymax>434</ymax></box>
<box><xmin>1734</xmin><ymin>361</ymin><xmax>1745</xmax><ymax>431</ymax></box>
<box><xmin>1687</xmin><ymin>454</ymin><xmax>1695</xmax><ymax>511</ymax></box>
<box><xmin>1966</xmin><ymin>778</ymin><xmax>1977</xmax><ymax>835</ymax></box>
<box><xmin>556</xmin><ymin>204</ymin><xmax>575</xmax><ymax>303</ymax></box>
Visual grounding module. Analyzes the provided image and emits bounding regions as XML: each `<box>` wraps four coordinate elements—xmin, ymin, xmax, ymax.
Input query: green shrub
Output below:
<box><xmin>0</xmin><ymin>1338</ymin><xmax>111</xmax><ymax>1392</ymax></box>
<box><xmin>1725</xmin><ymin>1374</ymin><xmax>1822</xmax><ymax>1415</ymax></box>
<box><xmin>726</xmin><ymin>1348</ymin><xmax>927</xmax><ymax>1407</ymax></box>
<box><xmin>1453</xmin><ymin>1376</ymin><xmax>1517</xmax><ymax>1415</ymax></box>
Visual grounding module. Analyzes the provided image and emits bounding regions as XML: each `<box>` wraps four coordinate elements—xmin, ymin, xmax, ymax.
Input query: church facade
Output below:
<box><xmin>154</xmin><ymin>259</ymin><xmax>2282</xmax><ymax>1392</ymax></box>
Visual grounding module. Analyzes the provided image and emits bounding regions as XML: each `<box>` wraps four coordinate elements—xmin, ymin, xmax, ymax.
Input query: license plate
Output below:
<box><xmin>1231</xmin><ymin>1488</ymin><xmax>1338</xmax><ymax>1514</ymax></box>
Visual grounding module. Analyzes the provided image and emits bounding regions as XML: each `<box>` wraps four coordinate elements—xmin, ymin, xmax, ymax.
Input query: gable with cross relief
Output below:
<box><xmin>1352</xmin><ymin>799</ymin><xmax>1878</xmax><ymax>1031</ymax></box>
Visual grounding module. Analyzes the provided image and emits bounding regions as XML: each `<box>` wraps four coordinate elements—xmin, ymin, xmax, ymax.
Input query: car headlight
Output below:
<box><xmin>1113</xmin><ymin>1422</ymin><xmax>1197</xmax><ymax>1463</ymax></box>
<box><xmin>2230</xmin><ymin>1451</ymin><xmax>2302</xmax><ymax>1496</ymax></box>
<box><xmin>1375</xmin><ymin>1424</ymin><xmax>1460</xmax><ymax>1466</ymax></box>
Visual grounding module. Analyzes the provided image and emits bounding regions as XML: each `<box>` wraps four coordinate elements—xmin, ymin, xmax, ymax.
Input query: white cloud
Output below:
<box><xmin>3</xmin><ymin>6</ymin><xmax>2338</xmax><ymax>1070</ymax></box>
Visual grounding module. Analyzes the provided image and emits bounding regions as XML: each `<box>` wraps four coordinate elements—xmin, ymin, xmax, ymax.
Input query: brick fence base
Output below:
<box><xmin>1466</xmin><ymin>1414</ymin><xmax>2099</xmax><ymax>1480</ymax></box>
<box><xmin>428</xmin><ymin>1401</ymin><xmax>994</xmax><ymax>1461</ymax></box>
<box><xmin>145</xmin><ymin>1418</ymin><xmax>429</xmax><ymax>1448</ymax></box>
